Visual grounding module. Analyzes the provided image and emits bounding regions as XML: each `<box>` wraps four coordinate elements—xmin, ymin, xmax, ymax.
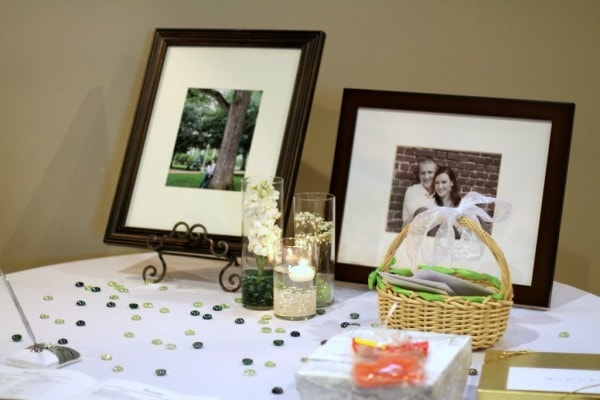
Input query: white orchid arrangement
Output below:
<box><xmin>243</xmin><ymin>180</ymin><xmax>282</xmax><ymax>276</ymax></box>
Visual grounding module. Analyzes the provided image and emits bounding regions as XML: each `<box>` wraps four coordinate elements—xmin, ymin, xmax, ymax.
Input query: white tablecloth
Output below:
<box><xmin>1</xmin><ymin>253</ymin><xmax>599</xmax><ymax>399</ymax></box>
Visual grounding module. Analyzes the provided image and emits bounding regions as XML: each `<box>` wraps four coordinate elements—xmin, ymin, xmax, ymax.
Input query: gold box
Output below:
<box><xmin>478</xmin><ymin>351</ymin><xmax>600</xmax><ymax>400</ymax></box>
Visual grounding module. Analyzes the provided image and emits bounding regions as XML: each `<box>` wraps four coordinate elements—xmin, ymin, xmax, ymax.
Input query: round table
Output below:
<box><xmin>1</xmin><ymin>253</ymin><xmax>599</xmax><ymax>399</ymax></box>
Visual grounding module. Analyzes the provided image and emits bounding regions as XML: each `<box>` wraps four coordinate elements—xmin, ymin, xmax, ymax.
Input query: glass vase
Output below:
<box><xmin>274</xmin><ymin>237</ymin><xmax>317</xmax><ymax>320</ymax></box>
<box><xmin>293</xmin><ymin>192</ymin><xmax>336</xmax><ymax>307</ymax></box>
<box><xmin>241</xmin><ymin>176</ymin><xmax>284</xmax><ymax>310</ymax></box>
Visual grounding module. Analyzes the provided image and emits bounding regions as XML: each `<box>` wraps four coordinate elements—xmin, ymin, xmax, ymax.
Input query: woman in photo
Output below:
<box><xmin>433</xmin><ymin>166</ymin><xmax>461</xmax><ymax>207</ymax></box>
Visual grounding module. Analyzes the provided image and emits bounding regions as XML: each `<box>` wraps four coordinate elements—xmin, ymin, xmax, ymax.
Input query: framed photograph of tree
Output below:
<box><xmin>330</xmin><ymin>89</ymin><xmax>574</xmax><ymax>307</ymax></box>
<box><xmin>104</xmin><ymin>29</ymin><xmax>326</xmax><ymax>257</ymax></box>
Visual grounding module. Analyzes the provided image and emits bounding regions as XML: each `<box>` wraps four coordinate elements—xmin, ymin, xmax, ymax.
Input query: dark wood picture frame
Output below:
<box><xmin>330</xmin><ymin>88</ymin><xmax>574</xmax><ymax>307</ymax></box>
<box><xmin>105</xmin><ymin>29</ymin><xmax>325</xmax><ymax>257</ymax></box>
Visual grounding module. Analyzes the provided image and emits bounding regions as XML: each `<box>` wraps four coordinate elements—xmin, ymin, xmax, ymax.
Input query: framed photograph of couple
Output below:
<box><xmin>104</xmin><ymin>29</ymin><xmax>326</xmax><ymax>256</ymax></box>
<box><xmin>330</xmin><ymin>88</ymin><xmax>574</xmax><ymax>307</ymax></box>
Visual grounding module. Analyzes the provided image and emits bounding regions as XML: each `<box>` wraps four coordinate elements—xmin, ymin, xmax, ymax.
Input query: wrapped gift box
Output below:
<box><xmin>478</xmin><ymin>351</ymin><xmax>600</xmax><ymax>399</ymax></box>
<box><xmin>296</xmin><ymin>328</ymin><xmax>471</xmax><ymax>400</ymax></box>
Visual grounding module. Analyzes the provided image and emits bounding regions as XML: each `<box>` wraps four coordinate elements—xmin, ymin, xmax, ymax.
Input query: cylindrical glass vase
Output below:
<box><xmin>241</xmin><ymin>176</ymin><xmax>284</xmax><ymax>310</ymax></box>
<box><xmin>274</xmin><ymin>237</ymin><xmax>317</xmax><ymax>320</ymax></box>
<box><xmin>293</xmin><ymin>192</ymin><xmax>336</xmax><ymax>307</ymax></box>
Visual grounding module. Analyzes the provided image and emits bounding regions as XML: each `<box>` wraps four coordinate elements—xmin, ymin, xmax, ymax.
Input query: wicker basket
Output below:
<box><xmin>377</xmin><ymin>216</ymin><xmax>513</xmax><ymax>350</ymax></box>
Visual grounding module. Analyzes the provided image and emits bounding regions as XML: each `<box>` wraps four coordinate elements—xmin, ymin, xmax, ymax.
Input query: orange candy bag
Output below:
<box><xmin>352</xmin><ymin>337</ymin><xmax>428</xmax><ymax>388</ymax></box>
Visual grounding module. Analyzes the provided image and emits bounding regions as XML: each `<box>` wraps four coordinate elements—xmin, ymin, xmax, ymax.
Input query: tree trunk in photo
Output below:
<box><xmin>210</xmin><ymin>90</ymin><xmax>251</xmax><ymax>190</ymax></box>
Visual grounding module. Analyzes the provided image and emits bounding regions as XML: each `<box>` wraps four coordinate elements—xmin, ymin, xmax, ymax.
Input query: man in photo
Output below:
<box><xmin>402</xmin><ymin>158</ymin><xmax>437</xmax><ymax>227</ymax></box>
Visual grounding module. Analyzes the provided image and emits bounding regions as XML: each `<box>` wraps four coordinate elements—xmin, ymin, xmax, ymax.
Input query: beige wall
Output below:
<box><xmin>1</xmin><ymin>0</ymin><xmax>598</xmax><ymax>296</ymax></box>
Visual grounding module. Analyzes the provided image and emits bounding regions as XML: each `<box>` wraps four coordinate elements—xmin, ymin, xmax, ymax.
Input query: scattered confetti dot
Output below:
<box><xmin>101</xmin><ymin>354</ymin><xmax>113</xmax><ymax>361</ymax></box>
<box><xmin>109</xmin><ymin>295</ymin><xmax>119</xmax><ymax>300</ymax></box>
<box><xmin>129</xmin><ymin>303</ymin><xmax>139</xmax><ymax>309</ymax></box>
<box><xmin>91</xmin><ymin>287</ymin><xmax>101</xmax><ymax>292</ymax></box>
<box><xmin>152</xmin><ymin>339</ymin><xmax>163</xmax><ymax>345</ymax></box>
<box><xmin>243</xmin><ymin>369</ymin><xmax>256</xmax><ymax>376</ymax></box>
<box><xmin>155</xmin><ymin>369</ymin><xmax>167</xmax><ymax>376</ymax></box>
<box><xmin>131</xmin><ymin>315</ymin><xmax>142</xmax><ymax>321</ymax></box>
<box><xmin>261</xmin><ymin>327</ymin><xmax>272</xmax><ymax>333</ymax></box>
<box><xmin>143</xmin><ymin>303</ymin><xmax>153</xmax><ymax>308</ymax></box>
<box><xmin>112</xmin><ymin>365</ymin><xmax>124</xmax><ymax>372</ymax></box>
<box><xmin>316</xmin><ymin>309</ymin><xmax>325</xmax><ymax>315</ymax></box>
<box><xmin>349</xmin><ymin>313</ymin><xmax>360</xmax><ymax>319</ymax></box>
<box><xmin>190</xmin><ymin>310</ymin><xmax>201</xmax><ymax>316</ymax></box>
<box><xmin>320</xmin><ymin>339</ymin><xmax>328</xmax><ymax>345</ymax></box>
<box><xmin>58</xmin><ymin>338</ymin><xmax>68</xmax><ymax>345</ymax></box>
<box><xmin>159</xmin><ymin>286</ymin><xmax>168</xmax><ymax>291</ymax></box>
<box><xmin>75</xmin><ymin>282</ymin><xmax>84</xmax><ymax>287</ymax></box>
<box><xmin>340</xmin><ymin>322</ymin><xmax>350</xmax><ymax>328</ymax></box>
<box><xmin>193</xmin><ymin>342</ymin><xmax>203</xmax><ymax>349</ymax></box>
<box><xmin>559</xmin><ymin>331</ymin><xmax>570</xmax><ymax>338</ymax></box>
<box><xmin>106</xmin><ymin>302</ymin><xmax>116</xmax><ymax>308</ymax></box>
<box><xmin>76</xmin><ymin>300</ymin><xmax>86</xmax><ymax>306</ymax></box>
<box><xmin>159</xmin><ymin>308</ymin><xmax>169</xmax><ymax>313</ymax></box>
<box><xmin>43</xmin><ymin>295</ymin><xmax>53</xmax><ymax>301</ymax></box>
<box><xmin>264</xmin><ymin>360</ymin><xmax>276</xmax><ymax>367</ymax></box>
<box><xmin>469</xmin><ymin>368</ymin><xmax>478</xmax><ymax>376</ymax></box>
<box><xmin>107</xmin><ymin>281</ymin><xmax>117</xmax><ymax>287</ymax></box>
<box><xmin>202</xmin><ymin>314</ymin><xmax>213</xmax><ymax>320</ymax></box>
<box><xmin>55</xmin><ymin>318</ymin><xmax>65</xmax><ymax>325</ymax></box>
<box><xmin>184</xmin><ymin>329</ymin><xmax>196</xmax><ymax>336</ymax></box>
<box><xmin>290</xmin><ymin>331</ymin><xmax>300</xmax><ymax>337</ymax></box>
<box><xmin>272</xmin><ymin>386</ymin><xmax>284</xmax><ymax>394</ymax></box>
<box><xmin>234</xmin><ymin>298</ymin><xmax>243</xmax><ymax>304</ymax></box>
<box><xmin>193</xmin><ymin>302</ymin><xmax>204</xmax><ymax>308</ymax></box>
<box><xmin>11</xmin><ymin>334</ymin><xmax>22</xmax><ymax>342</ymax></box>
<box><xmin>165</xmin><ymin>343</ymin><xmax>177</xmax><ymax>350</ymax></box>
<box><xmin>124</xmin><ymin>332</ymin><xmax>135</xmax><ymax>338</ymax></box>
<box><xmin>235</xmin><ymin>318</ymin><xmax>245</xmax><ymax>324</ymax></box>
<box><xmin>40</xmin><ymin>314</ymin><xmax>50</xmax><ymax>319</ymax></box>
<box><xmin>273</xmin><ymin>339</ymin><xmax>284</xmax><ymax>346</ymax></box>
<box><xmin>275</xmin><ymin>327</ymin><xmax>286</xmax><ymax>333</ymax></box>
<box><xmin>76</xmin><ymin>320</ymin><xmax>86</xmax><ymax>327</ymax></box>
<box><xmin>212</xmin><ymin>305</ymin><xmax>222</xmax><ymax>311</ymax></box>
<box><xmin>242</xmin><ymin>358</ymin><xmax>253</xmax><ymax>365</ymax></box>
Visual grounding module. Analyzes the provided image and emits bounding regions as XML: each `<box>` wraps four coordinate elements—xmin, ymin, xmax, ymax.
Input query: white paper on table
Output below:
<box><xmin>0</xmin><ymin>365</ymin><xmax>217</xmax><ymax>400</ymax></box>
<box><xmin>507</xmin><ymin>367</ymin><xmax>600</xmax><ymax>394</ymax></box>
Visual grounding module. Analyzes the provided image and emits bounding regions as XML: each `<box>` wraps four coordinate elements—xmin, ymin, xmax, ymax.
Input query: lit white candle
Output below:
<box><xmin>289</xmin><ymin>259</ymin><xmax>315</xmax><ymax>282</ymax></box>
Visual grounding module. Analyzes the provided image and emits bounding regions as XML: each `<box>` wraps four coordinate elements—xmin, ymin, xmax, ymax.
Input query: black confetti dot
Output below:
<box><xmin>272</xmin><ymin>387</ymin><xmax>284</xmax><ymax>394</ymax></box>
<box><xmin>192</xmin><ymin>341</ymin><xmax>203</xmax><ymax>349</ymax></box>
<box><xmin>76</xmin><ymin>300</ymin><xmax>86</xmax><ymax>306</ymax></box>
<box><xmin>349</xmin><ymin>313</ymin><xmax>360</xmax><ymax>319</ymax></box>
<box><xmin>190</xmin><ymin>310</ymin><xmax>200</xmax><ymax>316</ymax></box>
<box><xmin>273</xmin><ymin>339</ymin><xmax>284</xmax><ymax>346</ymax></box>
<box><xmin>155</xmin><ymin>369</ymin><xmax>167</xmax><ymax>376</ymax></box>
<box><xmin>11</xmin><ymin>334</ymin><xmax>22</xmax><ymax>342</ymax></box>
<box><xmin>242</xmin><ymin>358</ymin><xmax>253</xmax><ymax>365</ymax></box>
<box><xmin>341</xmin><ymin>322</ymin><xmax>350</xmax><ymax>328</ymax></box>
<box><xmin>75</xmin><ymin>282</ymin><xmax>84</xmax><ymax>287</ymax></box>
<box><xmin>129</xmin><ymin>303</ymin><xmax>139</xmax><ymax>309</ymax></box>
<box><xmin>76</xmin><ymin>320</ymin><xmax>86</xmax><ymax>326</ymax></box>
<box><xmin>106</xmin><ymin>302</ymin><xmax>116</xmax><ymax>308</ymax></box>
<box><xmin>212</xmin><ymin>305</ymin><xmax>222</xmax><ymax>311</ymax></box>
<box><xmin>320</xmin><ymin>339</ymin><xmax>328</xmax><ymax>345</ymax></box>
<box><xmin>316</xmin><ymin>308</ymin><xmax>325</xmax><ymax>315</ymax></box>
<box><xmin>290</xmin><ymin>331</ymin><xmax>301</xmax><ymax>337</ymax></box>
<box><xmin>58</xmin><ymin>338</ymin><xmax>68</xmax><ymax>345</ymax></box>
<box><xmin>234</xmin><ymin>318</ymin><xmax>245</xmax><ymax>324</ymax></box>
<box><xmin>202</xmin><ymin>313</ymin><xmax>213</xmax><ymax>320</ymax></box>
<box><xmin>91</xmin><ymin>287</ymin><xmax>101</xmax><ymax>292</ymax></box>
